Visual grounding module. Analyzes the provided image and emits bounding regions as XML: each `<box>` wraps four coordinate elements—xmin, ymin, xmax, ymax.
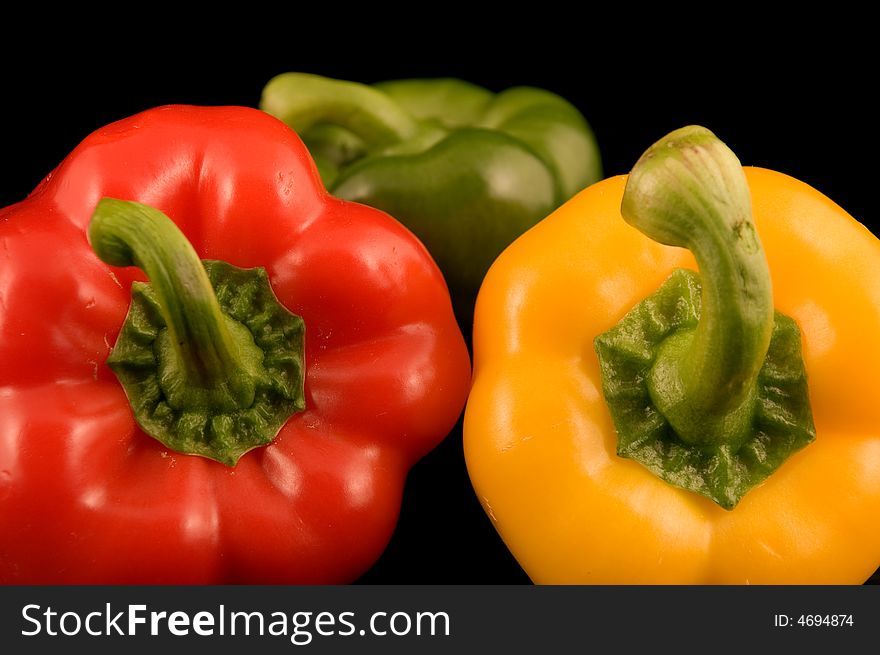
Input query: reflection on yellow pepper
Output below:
<box><xmin>464</xmin><ymin>126</ymin><xmax>880</xmax><ymax>584</ymax></box>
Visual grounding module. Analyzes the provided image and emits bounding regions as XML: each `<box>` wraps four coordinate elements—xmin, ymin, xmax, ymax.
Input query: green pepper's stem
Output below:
<box><xmin>88</xmin><ymin>198</ymin><xmax>257</xmax><ymax>412</ymax></box>
<box><xmin>621</xmin><ymin>126</ymin><xmax>774</xmax><ymax>447</ymax></box>
<box><xmin>260</xmin><ymin>72</ymin><xmax>420</xmax><ymax>147</ymax></box>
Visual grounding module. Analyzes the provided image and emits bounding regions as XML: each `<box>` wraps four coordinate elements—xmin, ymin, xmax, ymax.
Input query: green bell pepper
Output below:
<box><xmin>260</xmin><ymin>73</ymin><xmax>602</xmax><ymax>326</ymax></box>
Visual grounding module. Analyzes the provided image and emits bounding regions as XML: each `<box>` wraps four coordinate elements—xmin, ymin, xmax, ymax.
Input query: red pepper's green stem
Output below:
<box><xmin>88</xmin><ymin>198</ymin><xmax>258</xmax><ymax>412</ymax></box>
<box><xmin>621</xmin><ymin>126</ymin><xmax>774</xmax><ymax>448</ymax></box>
<box><xmin>261</xmin><ymin>72</ymin><xmax>420</xmax><ymax>147</ymax></box>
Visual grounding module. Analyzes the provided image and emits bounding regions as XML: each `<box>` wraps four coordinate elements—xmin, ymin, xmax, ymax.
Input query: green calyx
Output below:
<box><xmin>594</xmin><ymin>126</ymin><xmax>815</xmax><ymax>509</ymax></box>
<box><xmin>89</xmin><ymin>199</ymin><xmax>305</xmax><ymax>466</ymax></box>
<box><xmin>260</xmin><ymin>73</ymin><xmax>602</xmax><ymax>327</ymax></box>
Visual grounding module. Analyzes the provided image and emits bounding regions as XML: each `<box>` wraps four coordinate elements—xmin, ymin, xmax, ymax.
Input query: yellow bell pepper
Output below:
<box><xmin>464</xmin><ymin>126</ymin><xmax>880</xmax><ymax>584</ymax></box>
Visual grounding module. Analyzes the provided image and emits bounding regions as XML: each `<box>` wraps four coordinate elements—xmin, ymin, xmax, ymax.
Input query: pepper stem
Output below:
<box><xmin>260</xmin><ymin>72</ymin><xmax>420</xmax><ymax>147</ymax></box>
<box><xmin>621</xmin><ymin>126</ymin><xmax>774</xmax><ymax>448</ymax></box>
<box><xmin>88</xmin><ymin>198</ymin><xmax>259</xmax><ymax>412</ymax></box>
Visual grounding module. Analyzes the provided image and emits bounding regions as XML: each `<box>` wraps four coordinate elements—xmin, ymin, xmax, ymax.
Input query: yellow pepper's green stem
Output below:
<box><xmin>596</xmin><ymin>126</ymin><xmax>815</xmax><ymax>508</ymax></box>
<box><xmin>621</xmin><ymin>126</ymin><xmax>774</xmax><ymax>449</ymax></box>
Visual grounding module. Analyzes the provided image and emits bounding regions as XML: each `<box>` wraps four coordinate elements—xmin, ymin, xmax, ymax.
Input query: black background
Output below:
<box><xmin>1</xmin><ymin>24</ymin><xmax>876</xmax><ymax>585</ymax></box>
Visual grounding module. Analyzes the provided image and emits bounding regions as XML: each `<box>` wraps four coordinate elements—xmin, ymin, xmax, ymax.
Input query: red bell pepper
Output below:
<box><xmin>0</xmin><ymin>105</ymin><xmax>471</xmax><ymax>584</ymax></box>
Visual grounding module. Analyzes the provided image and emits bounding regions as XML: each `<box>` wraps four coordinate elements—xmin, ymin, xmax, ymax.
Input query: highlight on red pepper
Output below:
<box><xmin>260</xmin><ymin>72</ymin><xmax>602</xmax><ymax>327</ymax></box>
<box><xmin>0</xmin><ymin>105</ymin><xmax>472</xmax><ymax>584</ymax></box>
<box><xmin>464</xmin><ymin>125</ymin><xmax>880</xmax><ymax>584</ymax></box>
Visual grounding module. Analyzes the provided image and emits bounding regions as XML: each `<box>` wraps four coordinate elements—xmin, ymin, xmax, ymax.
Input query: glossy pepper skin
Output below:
<box><xmin>0</xmin><ymin>105</ymin><xmax>471</xmax><ymax>584</ymax></box>
<box><xmin>260</xmin><ymin>73</ymin><xmax>602</xmax><ymax>325</ymax></box>
<box><xmin>464</xmin><ymin>134</ymin><xmax>880</xmax><ymax>583</ymax></box>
